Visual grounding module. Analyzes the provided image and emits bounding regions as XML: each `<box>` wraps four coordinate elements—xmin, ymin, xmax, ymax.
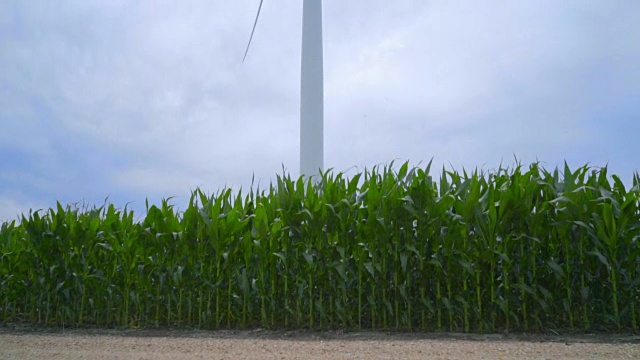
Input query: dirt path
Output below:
<box><xmin>1</xmin><ymin>328</ymin><xmax>639</xmax><ymax>360</ymax></box>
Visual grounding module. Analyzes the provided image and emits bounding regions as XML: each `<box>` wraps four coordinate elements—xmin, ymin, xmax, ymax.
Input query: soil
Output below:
<box><xmin>1</xmin><ymin>326</ymin><xmax>639</xmax><ymax>360</ymax></box>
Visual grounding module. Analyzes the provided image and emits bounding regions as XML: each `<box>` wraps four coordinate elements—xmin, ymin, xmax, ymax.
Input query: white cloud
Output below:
<box><xmin>0</xmin><ymin>0</ymin><xmax>639</xmax><ymax>214</ymax></box>
<box><xmin>0</xmin><ymin>196</ymin><xmax>45</xmax><ymax>222</ymax></box>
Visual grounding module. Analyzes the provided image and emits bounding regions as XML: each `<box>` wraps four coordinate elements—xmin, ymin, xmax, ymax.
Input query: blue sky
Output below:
<box><xmin>1</xmin><ymin>0</ymin><xmax>639</xmax><ymax>221</ymax></box>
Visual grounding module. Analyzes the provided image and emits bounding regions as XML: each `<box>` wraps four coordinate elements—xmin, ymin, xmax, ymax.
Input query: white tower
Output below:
<box><xmin>244</xmin><ymin>0</ymin><xmax>325</xmax><ymax>180</ymax></box>
<box><xmin>299</xmin><ymin>0</ymin><xmax>324</xmax><ymax>180</ymax></box>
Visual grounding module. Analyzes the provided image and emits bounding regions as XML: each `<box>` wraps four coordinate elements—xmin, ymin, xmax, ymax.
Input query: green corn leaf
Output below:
<box><xmin>588</xmin><ymin>249</ymin><xmax>611</xmax><ymax>270</ymax></box>
<box><xmin>546</xmin><ymin>259</ymin><xmax>564</xmax><ymax>278</ymax></box>
<box><xmin>364</xmin><ymin>261</ymin><xmax>375</xmax><ymax>278</ymax></box>
<box><xmin>400</xmin><ymin>253</ymin><xmax>408</xmax><ymax>272</ymax></box>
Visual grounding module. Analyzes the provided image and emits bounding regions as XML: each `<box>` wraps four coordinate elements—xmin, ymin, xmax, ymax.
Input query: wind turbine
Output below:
<box><xmin>243</xmin><ymin>0</ymin><xmax>324</xmax><ymax>180</ymax></box>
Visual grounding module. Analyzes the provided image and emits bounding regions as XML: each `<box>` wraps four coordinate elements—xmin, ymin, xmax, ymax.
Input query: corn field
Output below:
<box><xmin>1</xmin><ymin>161</ymin><xmax>639</xmax><ymax>332</ymax></box>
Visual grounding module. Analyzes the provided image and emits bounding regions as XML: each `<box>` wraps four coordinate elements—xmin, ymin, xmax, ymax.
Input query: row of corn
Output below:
<box><xmin>1</xmin><ymin>161</ymin><xmax>639</xmax><ymax>332</ymax></box>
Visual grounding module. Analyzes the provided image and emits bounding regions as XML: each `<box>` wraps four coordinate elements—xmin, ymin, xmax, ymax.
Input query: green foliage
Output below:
<box><xmin>1</xmin><ymin>161</ymin><xmax>639</xmax><ymax>332</ymax></box>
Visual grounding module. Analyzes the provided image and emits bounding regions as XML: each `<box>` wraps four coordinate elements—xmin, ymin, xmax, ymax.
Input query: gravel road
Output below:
<box><xmin>1</xmin><ymin>328</ymin><xmax>639</xmax><ymax>359</ymax></box>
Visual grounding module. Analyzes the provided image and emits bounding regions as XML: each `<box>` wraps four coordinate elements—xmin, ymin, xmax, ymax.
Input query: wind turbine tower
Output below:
<box><xmin>244</xmin><ymin>0</ymin><xmax>325</xmax><ymax>180</ymax></box>
<box><xmin>299</xmin><ymin>0</ymin><xmax>324</xmax><ymax>179</ymax></box>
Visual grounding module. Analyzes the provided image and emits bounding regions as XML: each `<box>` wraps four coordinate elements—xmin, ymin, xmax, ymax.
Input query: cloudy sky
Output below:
<box><xmin>1</xmin><ymin>0</ymin><xmax>639</xmax><ymax>221</ymax></box>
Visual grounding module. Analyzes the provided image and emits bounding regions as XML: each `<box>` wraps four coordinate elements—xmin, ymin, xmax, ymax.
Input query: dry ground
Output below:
<box><xmin>1</xmin><ymin>327</ymin><xmax>639</xmax><ymax>360</ymax></box>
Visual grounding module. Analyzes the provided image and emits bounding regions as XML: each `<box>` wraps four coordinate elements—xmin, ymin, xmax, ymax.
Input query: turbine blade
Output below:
<box><xmin>243</xmin><ymin>0</ymin><xmax>264</xmax><ymax>63</ymax></box>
